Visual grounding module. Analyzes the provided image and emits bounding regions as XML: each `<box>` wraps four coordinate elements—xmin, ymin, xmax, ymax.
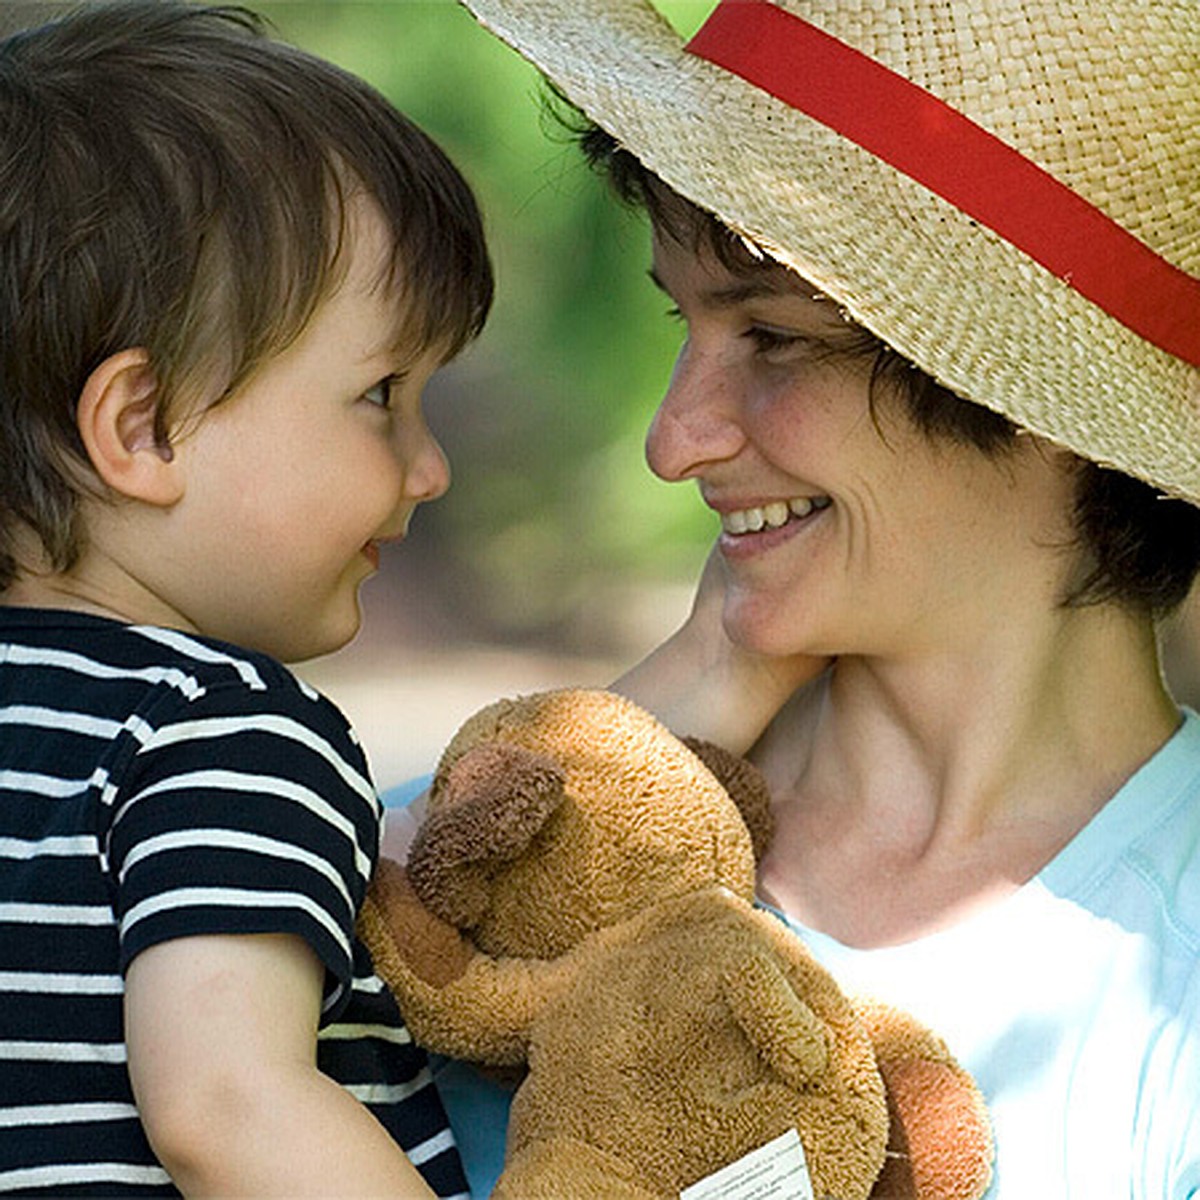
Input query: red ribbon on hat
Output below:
<box><xmin>686</xmin><ymin>0</ymin><xmax>1200</xmax><ymax>368</ymax></box>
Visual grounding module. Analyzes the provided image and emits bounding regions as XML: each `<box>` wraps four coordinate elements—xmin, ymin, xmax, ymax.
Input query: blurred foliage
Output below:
<box><xmin>259</xmin><ymin>0</ymin><xmax>721</xmax><ymax>650</ymax></box>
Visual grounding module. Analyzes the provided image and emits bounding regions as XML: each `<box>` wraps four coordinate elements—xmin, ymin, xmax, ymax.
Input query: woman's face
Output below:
<box><xmin>646</xmin><ymin>229</ymin><xmax>1081</xmax><ymax>660</ymax></box>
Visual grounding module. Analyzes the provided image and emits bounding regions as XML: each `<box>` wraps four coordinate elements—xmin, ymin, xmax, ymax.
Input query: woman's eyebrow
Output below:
<box><xmin>647</xmin><ymin>266</ymin><xmax>796</xmax><ymax>309</ymax></box>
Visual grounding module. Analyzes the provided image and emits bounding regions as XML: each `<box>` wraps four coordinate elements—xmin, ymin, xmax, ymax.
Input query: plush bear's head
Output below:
<box><xmin>406</xmin><ymin>688</ymin><xmax>774</xmax><ymax>960</ymax></box>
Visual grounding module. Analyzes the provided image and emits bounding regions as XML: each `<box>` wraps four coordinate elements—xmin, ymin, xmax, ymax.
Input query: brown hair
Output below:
<box><xmin>578</xmin><ymin>121</ymin><xmax>1200</xmax><ymax>618</ymax></box>
<box><xmin>0</xmin><ymin>1</ymin><xmax>493</xmax><ymax>588</ymax></box>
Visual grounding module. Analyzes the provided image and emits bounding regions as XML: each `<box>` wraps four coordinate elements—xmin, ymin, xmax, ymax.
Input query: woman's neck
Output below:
<box><xmin>754</xmin><ymin>601</ymin><xmax>1178</xmax><ymax>947</ymax></box>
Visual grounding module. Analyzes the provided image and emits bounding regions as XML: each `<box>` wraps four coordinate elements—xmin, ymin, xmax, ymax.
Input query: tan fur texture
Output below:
<box><xmin>360</xmin><ymin>688</ymin><xmax>993</xmax><ymax>1199</ymax></box>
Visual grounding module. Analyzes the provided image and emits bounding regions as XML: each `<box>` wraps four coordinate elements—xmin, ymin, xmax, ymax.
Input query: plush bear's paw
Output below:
<box><xmin>361</xmin><ymin>857</ymin><xmax>475</xmax><ymax>988</ymax></box>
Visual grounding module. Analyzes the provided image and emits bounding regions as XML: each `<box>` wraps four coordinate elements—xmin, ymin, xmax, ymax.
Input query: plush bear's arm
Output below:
<box><xmin>360</xmin><ymin>858</ymin><xmax>577</xmax><ymax>1066</ymax></box>
<box><xmin>494</xmin><ymin>1138</ymin><xmax>659</xmax><ymax>1200</ymax></box>
<box><xmin>854</xmin><ymin>1000</ymin><xmax>994</xmax><ymax>1200</ymax></box>
<box><xmin>364</xmin><ymin>857</ymin><xmax>474</xmax><ymax>989</ymax></box>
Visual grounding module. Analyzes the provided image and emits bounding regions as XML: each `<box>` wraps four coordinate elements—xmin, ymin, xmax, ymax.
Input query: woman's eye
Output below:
<box><xmin>745</xmin><ymin>324</ymin><xmax>806</xmax><ymax>355</ymax></box>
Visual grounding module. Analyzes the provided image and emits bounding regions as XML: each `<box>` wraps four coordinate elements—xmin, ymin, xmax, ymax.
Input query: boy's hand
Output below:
<box><xmin>125</xmin><ymin>933</ymin><xmax>435</xmax><ymax>1198</ymax></box>
<box><xmin>613</xmin><ymin>547</ymin><xmax>829</xmax><ymax>755</ymax></box>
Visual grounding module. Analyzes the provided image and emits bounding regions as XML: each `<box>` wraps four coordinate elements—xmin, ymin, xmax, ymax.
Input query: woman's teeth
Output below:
<box><xmin>720</xmin><ymin>496</ymin><xmax>830</xmax><ymax>535</ymax></box>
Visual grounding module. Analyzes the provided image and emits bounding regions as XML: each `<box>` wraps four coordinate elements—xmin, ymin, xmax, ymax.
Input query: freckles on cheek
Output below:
<box><xmin>758</xmin><ymin>376</ymin><xmax>862</xmax><ymax>446</ymax></box>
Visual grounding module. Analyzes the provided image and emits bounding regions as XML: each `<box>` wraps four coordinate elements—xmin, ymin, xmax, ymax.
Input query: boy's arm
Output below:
<box><xmin>125</xmin><ymin>932</ymin><xmax>435</xmax><ymax>1198</ymax></box>
<box><xmin>612</xmin><ymin>549</ymin><xmax>829</xmax><ymax>755</ymax></box>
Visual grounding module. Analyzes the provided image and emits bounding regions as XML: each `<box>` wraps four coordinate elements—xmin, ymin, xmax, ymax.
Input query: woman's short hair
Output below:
<box><xmin>0</xmin><ymin>1</ymin><xmax>493</xmax><ymax>587</ymax></box>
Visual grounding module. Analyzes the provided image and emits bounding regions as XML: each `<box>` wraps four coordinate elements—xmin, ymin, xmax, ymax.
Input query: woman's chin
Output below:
<box><xmin>722</xmin><ymin>606</ymin><xmax>822</xmax><ymax>662</ymax></box>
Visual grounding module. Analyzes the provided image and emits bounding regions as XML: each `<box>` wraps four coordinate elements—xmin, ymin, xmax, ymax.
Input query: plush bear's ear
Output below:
<box><xmin>682</xmin><ymin>736</ymin><xmax>774</xmax><ymax>861</ymax></box>
<box><xmin>407</xmin><ymin>742</ymin><xmax>566</xmax><ymax>928</ymax></box>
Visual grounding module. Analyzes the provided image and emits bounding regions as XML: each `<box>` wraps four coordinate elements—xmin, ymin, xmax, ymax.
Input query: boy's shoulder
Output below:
<box><xmin>0</xmin><ymin>605</ymin><xmax>321</xmax><ymax>707</ymax></box>
<box><xmin>0</xmin><ymin>604</ymin><xmax>371</xmax><ymax>788</ymax></box>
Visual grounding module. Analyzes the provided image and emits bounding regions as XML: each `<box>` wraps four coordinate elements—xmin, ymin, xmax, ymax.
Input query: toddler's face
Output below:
<box><xmin>158</xmin><ymin>199</ymin><xmax>451</xmax><ymax>661</ymax></box>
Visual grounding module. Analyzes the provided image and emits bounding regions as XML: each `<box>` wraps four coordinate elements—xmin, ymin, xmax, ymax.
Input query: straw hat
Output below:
<box><xmin>461</xmin><ymin>0</ymin><xmax>1200</xmax><ymax>503</ymax></box>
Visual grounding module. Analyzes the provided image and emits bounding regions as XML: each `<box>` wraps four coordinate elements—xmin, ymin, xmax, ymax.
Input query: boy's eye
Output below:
<box><xmin>361</xmin><ymin>378</ymin><xmax>395</xmax><ymax>409</ymax></box>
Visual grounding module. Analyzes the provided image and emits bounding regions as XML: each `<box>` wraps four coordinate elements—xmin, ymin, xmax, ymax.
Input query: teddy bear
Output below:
<box><xmin>360</xmin><ymin>687</ymin><xmax>993</xmax><ymax>1200</ymax></box>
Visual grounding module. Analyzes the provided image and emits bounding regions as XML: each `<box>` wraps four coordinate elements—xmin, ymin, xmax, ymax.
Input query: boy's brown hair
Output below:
<box><xmin>0</xmin><ymin>1</ymin><xmax>493</xmax><ymax>589</ymax></box>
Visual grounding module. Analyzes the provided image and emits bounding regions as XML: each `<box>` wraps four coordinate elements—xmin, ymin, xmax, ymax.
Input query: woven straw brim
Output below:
<box><xmin>462</xmin><ymin>0</ymin><xmax>1200</xmax><ymax>504</ymax></box>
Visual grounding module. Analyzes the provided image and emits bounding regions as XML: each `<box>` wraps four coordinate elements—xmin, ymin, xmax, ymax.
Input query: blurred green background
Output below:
<box><xmin>260</xmin><ymin>0</ymin><xmax>721</xmax><ymax>658</ymax></box>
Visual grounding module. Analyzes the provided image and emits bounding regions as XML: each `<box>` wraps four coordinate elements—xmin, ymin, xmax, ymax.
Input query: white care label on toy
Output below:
<box><xmin>679</xmin><ymin>1128</ymin><xmax>814</xmax><ymax>1200</ymax></box>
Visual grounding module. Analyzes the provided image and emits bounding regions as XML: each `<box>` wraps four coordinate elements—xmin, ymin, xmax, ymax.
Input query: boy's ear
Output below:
<box><xmin>76</xmin><ymin>348</ymin><xmax>184</xmax><ymax>506</ymax></box>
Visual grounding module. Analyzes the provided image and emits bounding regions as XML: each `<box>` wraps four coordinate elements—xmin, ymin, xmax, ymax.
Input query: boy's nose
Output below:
<box><xmin>404</xmin><ymin>421</ymin><xmax>451</xmax><ymax>502</ymax></box>
<box><xmin>644</xmin><ymin>345</ymin><xmax>746</xmax><ymax>482</ymax></box>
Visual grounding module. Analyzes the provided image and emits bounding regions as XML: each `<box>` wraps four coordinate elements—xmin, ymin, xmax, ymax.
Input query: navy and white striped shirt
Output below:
<box><xmin>0</xmin><ymin>608</ymin><xmax>468</xmax><ymax>1197</ymax></box>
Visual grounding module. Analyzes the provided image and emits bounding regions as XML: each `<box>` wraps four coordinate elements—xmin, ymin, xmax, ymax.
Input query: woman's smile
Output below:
<box><xmin>712</xmin><ymin>495</ymin><xmax>833</xmax><ymax>558</ymax></box>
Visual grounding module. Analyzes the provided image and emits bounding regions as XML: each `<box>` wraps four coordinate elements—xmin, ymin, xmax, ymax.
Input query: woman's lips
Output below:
<box><xmin>716</xmin><ymin>496</ymin><xmax>831</xmax><ymax>557</ymax></box>
<box><xmin>719</xmin><ymin>495</ymin><xmax>831</xmax><ymax>535</ymax></box>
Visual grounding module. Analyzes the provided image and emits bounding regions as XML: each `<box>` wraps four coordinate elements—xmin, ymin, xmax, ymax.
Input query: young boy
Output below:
<box><xmin>0</xmin><ymin>2</ymin><xmax>492</xmax><ymax>1194</ymax></box>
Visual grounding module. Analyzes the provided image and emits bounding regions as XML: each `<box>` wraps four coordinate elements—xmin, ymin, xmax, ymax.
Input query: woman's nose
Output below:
<box><xmin>644</xmin><ymin>343</ymin><xmax>746</xmax><ymax>482</ymax></box>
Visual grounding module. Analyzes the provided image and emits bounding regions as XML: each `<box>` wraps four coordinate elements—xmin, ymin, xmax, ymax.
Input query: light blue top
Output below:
<box><xmin>382</xmin><ymin>710</ymin><xmax>1200</xmax><ymax>1198</ymax></box>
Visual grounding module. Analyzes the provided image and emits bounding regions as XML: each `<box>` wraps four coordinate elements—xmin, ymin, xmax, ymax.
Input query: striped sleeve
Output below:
<box><xmin>103</xmin><ymin>679</ymin><xmax>381</xmax><ymax>1015</ymax></box>
<box><xmin>319</xmin><ymin>946</ymin><xmax>471</xmax><ymax>1198</ymax></box>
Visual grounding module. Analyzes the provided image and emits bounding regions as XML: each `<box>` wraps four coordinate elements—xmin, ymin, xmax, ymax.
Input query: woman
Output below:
<box><xmin>435</xmin><ymin>0</ymin><xmax>1200</xmax><ymax>1194</ymax></box>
